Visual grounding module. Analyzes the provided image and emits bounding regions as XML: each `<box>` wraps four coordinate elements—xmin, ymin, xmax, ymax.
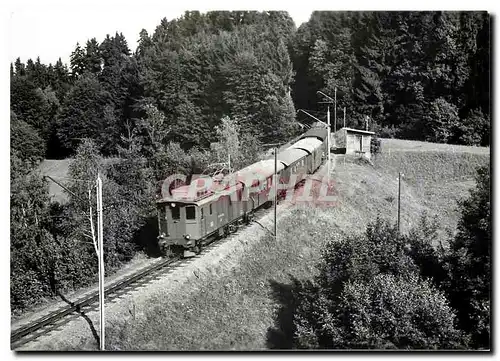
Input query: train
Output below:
<box><xmin>156</xmin><ymin>124</ymin><xmax>329</xmax><ymax>257</ymax></box>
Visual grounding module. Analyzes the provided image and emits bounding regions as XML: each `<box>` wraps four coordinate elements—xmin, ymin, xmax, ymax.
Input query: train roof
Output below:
<box><xmin>277</xmin><ymin>148</ymin><xmax>308</xmax><ymax>167</ymax></box>
<box><xmin>236</xmin><ymin>159</ymin><xmax>285</xmax><ymax>187</ymax></box>
<box><xmin>301</xmin><ymin>126</ymin><xmax>328</xmax><ymax>141</ymax></box>
<box><xmin>288</xmin><ymin>137</ymin><xmax>323</xmax><ymax>154</ymax></box>
<box><xmin>157</xmin><ymin>180</ymin><xmax>244</xmax><ymax>207</ymax></box>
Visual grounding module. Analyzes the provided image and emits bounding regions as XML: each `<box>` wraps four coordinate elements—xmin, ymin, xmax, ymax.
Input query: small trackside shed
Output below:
<box><xmin>333</xmin><ymin>127</ymin><xmax>375</xmax><ymax>160</ymax></box>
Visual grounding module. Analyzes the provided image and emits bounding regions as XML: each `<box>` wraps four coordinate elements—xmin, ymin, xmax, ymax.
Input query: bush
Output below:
<box><xmin>11</xmin><ymin>112</ymin><xmax>46</xmax><ymax>163</ymax></box>
<box><xmin>10</xmin><ymin>155</ymin><xmax>58</xmax><ymax>311</ymax></box>
<box><xmin>445</xmin><ymin>165</ymin><xmax>490</xmax><ymax>348</ymax></box>
<box><xmin>377</xmin><ymin>125</ymin><xmax>399</xmax><ymax>139</ymax></box>
<box><xmin>370</xmin><ymin>136</ymin><xmax>381</xmax><ymax>155</ymax></box>
<box><xmin>453</xmin><ymin>109</ymin><xmax>490</xmax><ymax>147</ymax></box>
<box><xmin>284</xmin><ymin>218</ymin><xmax>465</xmax><ymax>349</ymax></box>
<box><xmin>405</xmin><ymin>213</ymin><xmax>449</xmax><ymax>288</ymax></box>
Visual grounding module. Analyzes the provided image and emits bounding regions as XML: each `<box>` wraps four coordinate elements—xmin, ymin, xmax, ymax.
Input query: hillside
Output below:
<box><xmin>23</xmin><ymin>139</ymin><xmax>490</xmax><ymax>350</ymax></box>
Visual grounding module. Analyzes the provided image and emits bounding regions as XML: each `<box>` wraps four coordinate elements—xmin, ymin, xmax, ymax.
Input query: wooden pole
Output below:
<box><xmin>274</xmin><ymin>148</ymin><xmax>278</xmax><ymax>239</ymax></box>
<box><xmin>334</xmin><ymin>87</ymin><xmax>337</xmax><ymax>133</ymax></box>
<box><xmin>327</xmin><ymin>105</ymin><xmax>330</xmax><ymax>179</ymax></box>
<box><xmin>97</xmin><ymin>174</ymin><xmax>105</xmax><ymax>351</ymax></box>
<box><xmin>397</xmin><ymin>172</ymin><xmax>401</xmax><ymax>234</ymax></box>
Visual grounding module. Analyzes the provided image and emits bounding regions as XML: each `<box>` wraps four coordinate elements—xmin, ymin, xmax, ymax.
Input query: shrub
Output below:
<box><xmin>454</xmin><ymin>109</ymin><xmax>490</xmax><ymax>147</ymax></box>
<box><xmin>370</xmin><ymin>136</ymin><xmax>381</xmax><ymax>155</ymax></box>
<box><xmin>445</xmin><ymin>165</ymin><xmax>490</xmax><ymax>348</ymax></box>
<box><xmin>287</xmin><ymin>218</ymin><xmax>465</xmax><ymax>349</ymax></box>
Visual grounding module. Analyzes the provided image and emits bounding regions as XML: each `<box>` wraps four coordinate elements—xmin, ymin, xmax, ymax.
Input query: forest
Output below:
<box><xmin>10</xmin><ymin>11</ymin><xmax>490</xmax><ymax>349</ymax></box>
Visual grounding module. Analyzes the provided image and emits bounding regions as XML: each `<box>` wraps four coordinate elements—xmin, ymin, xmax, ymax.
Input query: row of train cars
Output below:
<box><xmin>156</xmin><ymin>125</ymin><xmax>329</xmax><ymax>257</ymax></box>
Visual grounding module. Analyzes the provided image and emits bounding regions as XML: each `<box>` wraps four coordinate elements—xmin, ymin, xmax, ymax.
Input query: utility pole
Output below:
<box><xmin>45</xmin><ymin>173</ymin><xmax>106</xmax><ymax>350</ymax></box>
<box><xmin>334</xmin><ymin>87</ymin><xmax>337</xmax><ymax>133</ymax></box>
<box><xmin>274</xmin><ymin>147</ymin><xmax>278</xmax><ymax>240</ymax></box>
<box><xmin>96</xmin><ymin>174</ymin><xmax>105</xmax><ymax>351</ymax></box>
<box><xmin>326</xmin><ymin>105</ymin><xmax>331</xmax><ymax>180</ymax></box>
<box><xmin>343</xmin><ymin>107</ymin><xmax>346</xmax><ymax>128</ymax></box>
<box><xmin>228</xmin><ymin>154</ymin><xmax>231</xmax><ymax>172</ymax></box>
<box><xmin>316</xmin><ymin>91</ymin><xmax>335</xmax><ymax>180</ymax></box>
<box><xmin>397</xmin><ymin>172</ymin><xmax>402</xmax><ymax>234</ymax></box>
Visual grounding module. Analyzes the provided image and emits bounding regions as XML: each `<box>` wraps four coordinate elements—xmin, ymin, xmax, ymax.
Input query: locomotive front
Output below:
<box><xmin>157</xmin><ymin>200</ymin><xmax>202</xmax><ymax>256</ymax></box>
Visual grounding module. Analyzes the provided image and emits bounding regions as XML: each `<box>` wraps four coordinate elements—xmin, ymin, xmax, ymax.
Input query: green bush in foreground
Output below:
<box><xmin>287</xmin><ymin>219</ymin><xmax>465</xmax><ymax>349</ymax></box>
<box><xmin>446</xmin><ymin>165</ymin><xmax>490</xmax><ymax>348</ymax></box>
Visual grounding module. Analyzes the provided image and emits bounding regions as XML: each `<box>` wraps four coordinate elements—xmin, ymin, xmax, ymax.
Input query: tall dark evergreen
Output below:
<box><xmin>85</xmin><ymin>38</ymin><xmax>102</xmax><ymax>74</ymax></box>
<box><xmin>69</xmin><ymin>42</ymin><xmax>87</xmax><ymax>78</ymax></box>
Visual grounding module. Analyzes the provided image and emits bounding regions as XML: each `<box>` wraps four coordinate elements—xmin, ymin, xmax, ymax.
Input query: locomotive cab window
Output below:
<box><xmin>201</xmin><ymin>208</ymin><xmax>204</xmax><ymax>219</ymax></box>
<box><xmin>171</xmin><ymin>204</ymin><xmax>180</xmax><ymax>220</ymax></box>
<box><xmin>209</xmin><ymin>204</ymin><xmax>213</xmax><ymax>215</ymax></box>
<box><xmin>186</xmin><ymin>206</ymin><xmax>196</xmax><ymax>220</ymax></box>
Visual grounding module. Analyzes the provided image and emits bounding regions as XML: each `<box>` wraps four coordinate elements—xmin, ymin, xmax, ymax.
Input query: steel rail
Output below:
<box><xmin>11</xmin><ymin>256</ymin><xmax>181</xmax><ymax>348</ymax></box>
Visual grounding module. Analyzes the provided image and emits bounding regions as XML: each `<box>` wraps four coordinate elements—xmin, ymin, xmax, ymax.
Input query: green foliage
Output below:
<box><xmin>446</xmin><ymin>166</ymin><xmax>490</xmax><ymax>348</ymax></box>
<box><xmin>10</xmin><ymin>138</ymin><xmax>158</xmax><ymax>312</ymax></box>
<box><xmin>10</xmin><ymin>155</ymin><xmax>58</xmax><ymax>311</ymax></box>
<box><xmin>11</xmin><ymin>112</ymin><xmax>46</xmax><ymax>163</ymax></box>
<box><xmin>287</xmin><ymin>218</ymin><xmax>464</xmax><ymax>349</ymax></box>
<box><xmin>423</xmin><ymin>98</ymin><xmax>460</xmax><ymax>143</ymax></box>
<box><xmin>405</xmin><ymin>214</ymin><xmax>449</xmax><ymax>287</ymax></box>
<box><xmin>454</xmin><ymin>109</ymin><xmax>490</xmax><ymax>146</ymax></box>
<box><xmin>57</xmin><ymin>73</ymin><xmax>117</xmax><ymax>155</ymax></box>
<box><xmin>334</xmin><ymin>273</ymin><xmax>463</xmax><ymax>349</ymax></box>
<box><xmin>211</xmin><ymin>116</ymin><xmax>241</xmax><ymax>168</ymax></box>
<box><xmin>10</xmin><ymin>76</ymin><xmax>56</xmax><ymax>143</ymax></box>
<box><xmin>293</xmin><ymin>11</ymin><xmax>490</xmax><ymax>145</ymax></box>
<box><xmin>70</xmin><ymin>43</ymin><xmax>87</xmax><ymax>77</ymax></box>
<box><xmin>370</xmin><ymin>136</ymin><xmax>381</xmax><ymax>155</ymax></box>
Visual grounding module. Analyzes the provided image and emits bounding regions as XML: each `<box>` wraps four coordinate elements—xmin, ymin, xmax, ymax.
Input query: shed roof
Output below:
<box><xmin>342</xmin><ymin>127</ymin><xmax>375</xmax><ymax>135</ymax></box>
<box><xmin>289</xmin><ymin>138</ymin><xmax>323</xmax><ymax>154</ymax></box>
<box><xmin>277</xmin><ymin>148</ymin><xmax>308</xmax><ymax>167</ymax></box>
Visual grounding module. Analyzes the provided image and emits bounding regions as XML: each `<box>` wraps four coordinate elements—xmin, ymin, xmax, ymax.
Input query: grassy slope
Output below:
<box><xmin>64</xmin><ymin>140</ymin><xmax>489</xmax><ymax>350</ymax></box>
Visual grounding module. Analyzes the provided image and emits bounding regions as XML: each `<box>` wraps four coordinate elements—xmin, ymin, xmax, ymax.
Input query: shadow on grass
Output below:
<box><xmin>266</xmin><ymin>277</ymin><xmax>303</xmax><ymax>349</ymax></box>
<box><xmin>58</xmin><ymin>292</ymin><xmax>99</xmax><ymax>346</ymax></box>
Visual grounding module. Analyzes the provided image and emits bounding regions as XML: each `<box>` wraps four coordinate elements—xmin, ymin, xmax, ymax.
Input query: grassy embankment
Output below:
<box><xmin>49</xmin><ymin>139</ymin><xmax>489</xmax><ymax>350</ymax></box>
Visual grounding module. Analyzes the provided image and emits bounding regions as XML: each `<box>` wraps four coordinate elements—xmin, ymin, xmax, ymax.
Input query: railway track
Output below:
<box><xmin>11</xmin><ymin>160</ymin><xmax>330</xmax><ymax>350</ymax></box>
<box><xmin>10</xmin><ymin>255</ymin><xmax>186</xmax><ymax>349</ymax></box>
<box><xmin>10</xmin><ymin>202</ymin><xmax>278</xmax><ymax>350</ymax></box>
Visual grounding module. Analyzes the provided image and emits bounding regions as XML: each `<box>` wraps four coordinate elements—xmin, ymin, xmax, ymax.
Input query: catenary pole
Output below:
<box><xmin>326</xmin><ymin>105</ymin><xmax>331</xmax><ymax>180</ymax></box>
<box><xmin>397</xmin><ymin>172</ymin><xmax>401</xmax><ymax>234</ymax></box>
<box><xmin>334</xmin><ymin>87</ymin><xmax>337</xmax><ymax>133</ymax></box>
<box><xmin>97</xmin><ymin>174</ymin><xmax>105</xmax><ymax>351</ymax></box>
<box><xmin>316</xmin><ymin>91</ymin><xmax>335</xmax><ymax>180</ymax></box>
<box><xmin>274</xmin><ymin>147</ymin><xmax>278</xmax><ymax>240</ymax></box>
<box><xmin>343</xmin><ymin>107</ymin><xmax>346</xmax><ymax>128</ymax></box>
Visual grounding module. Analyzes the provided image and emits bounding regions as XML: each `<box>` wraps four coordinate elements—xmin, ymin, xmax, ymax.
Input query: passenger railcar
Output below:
<box><xmin>156</xmin><ymin>125</ymin><xmax>328</xmax><ymax>257</ymax></box>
